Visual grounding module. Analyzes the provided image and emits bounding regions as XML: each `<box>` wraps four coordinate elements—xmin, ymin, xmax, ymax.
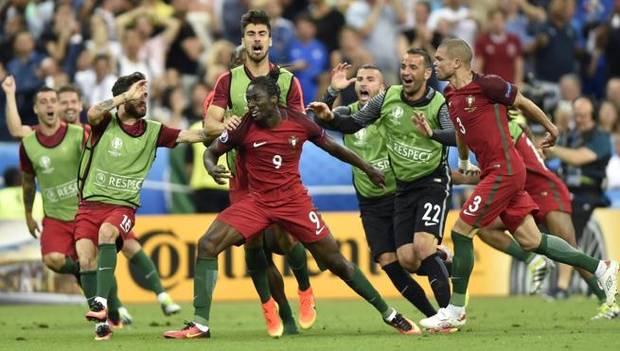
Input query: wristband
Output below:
<box><xmin>327</xmin><ymin>85</ymin><xmax>340</xmax><ymax>97</ymax></box>
<box><xmin>458</xmin><ymin>159</ymin><xmax>469</xmax><ymax>170</ymax></box>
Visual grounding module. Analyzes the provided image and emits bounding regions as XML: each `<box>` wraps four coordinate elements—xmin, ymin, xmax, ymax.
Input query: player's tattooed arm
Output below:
<box><xmin>2</xmin><ymin>76</ymin><xmax>33</xmax><ymax>139</ymax></box>
<box><xmin>202</xmin><ymin>142</ymin><xmax>232</xmax><ymax>185</ymax></box>
<box><xmin>87</xmin><ymin>80</ymin><xmax>147</xmax><ymax>125</ymax></box>
<box><xmin>176</xmin><ymin>128</ymin><xmax>208</xmax><ymax>144</ymax></box>
<box><xmin>316</xmin><ymin>135</ymin><xmax>385</xmax><ymax>188</ymax></box>
<box><xmin>22</xmin><ymin>172</ymin><xmax>40</xmax><ymax>238</ymax></box>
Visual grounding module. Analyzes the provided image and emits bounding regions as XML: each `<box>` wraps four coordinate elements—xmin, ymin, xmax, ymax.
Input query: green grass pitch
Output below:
<box><xmin>1</xmin><ymin>297</ymin><xmax>618</xmax><ymax>351</ymax></box>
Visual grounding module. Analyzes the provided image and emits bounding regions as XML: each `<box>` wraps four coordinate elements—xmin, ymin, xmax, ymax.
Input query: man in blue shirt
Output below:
<box><xmin>288</xmin><ymin>13</ymin><xmax>328</xmax><ymax>105</ymax></box>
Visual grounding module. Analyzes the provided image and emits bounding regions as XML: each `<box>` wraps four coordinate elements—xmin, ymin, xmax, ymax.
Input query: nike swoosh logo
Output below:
<box><xmin>186</xmin><ymin>332</ymin><xmax>204</xmax><ymax>338</ymax></box>
<box><xmin>98</xmin><ymin>267</ymin><xmax>113</xmax><ymax>271</ymax></box>
<box><xmin>253</xmin><ymin>141</ymin><xmax>267</xmax><ymax>147</ymax></box>
<box><xmin>424</xmin><ymin>221</ymin><xmax>437</xmax><ymax>226</ymax></box>
<box><xmin>315</xmin><ymin>226</ymin><xmax>325</xmax><ymax>235</ymax></box>
<box><xmin>462</xmin><ymin>210</ymin><xmax>476</xmax><ymax>216</ymax></box>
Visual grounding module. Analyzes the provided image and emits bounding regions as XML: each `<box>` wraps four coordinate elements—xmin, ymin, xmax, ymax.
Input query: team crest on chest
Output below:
<box><xmin>464</xmin><ymin>95</ymin><xmax>476</xmax><ymax>112</ymax></box>
<box><xmin>289</xmin><ymin>136</ymin><xmax>299</xmax><ymax>149</ymax></box>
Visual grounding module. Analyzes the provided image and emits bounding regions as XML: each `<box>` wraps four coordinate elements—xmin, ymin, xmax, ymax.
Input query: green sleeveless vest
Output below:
<box><xmin>22</xmin><ymin>124</ymin><xmax>83</xmax><ymax>221</ymax></box>
<box><xmin>343</xmin><ymin>101</ymin><xmax>396</xmax><ymax>198</ymax></box>
<box><xmin>226</xmin><ymin>65</ymin><xmax>294</xmax><ymax>174</ymax></box>
<box><xmin>79</xmin><ymin>115</ymin><xmax>162</xmax><ymax>208</ymax></box>
<box><xmin>379</xmin><ymin>86</ymin><xmax>447</xmax><ymax>182</ymax></box>
<box><xmin>508</xmin><ymin>120</ymin><xmax>524</xmax><ymax>143</ymax></box>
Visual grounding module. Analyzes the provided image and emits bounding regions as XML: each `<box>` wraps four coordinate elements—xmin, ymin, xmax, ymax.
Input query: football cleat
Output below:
<box><xmin>94</xmin><ymin>323</ymin><xmax>112</xmax><ymax>341</ymax></box>
<box><xmin>262</xmin><ymin>297</ymin><xmax>283</xmax><ymax>338</ymax></box>
<box><xmin>86</xmin><ymin>300</ymin><xmax>108</xmax><ymax>322</ymax></box>
<box><xmin>383</xmin><ymin>311</ymin><xmax>422</xmax><ymax>335</ymax></box>
<box><xmin>592</xmin><ymin>302</ymin><xmax>620</xmax><ymax>320</ymax></box>
<box><xmin>163</xmin><ymin>321</ymin><xmax>211</xmax><ymax>339</ymax></box>
<box><xmin>118</xmin><ymin>306</ymin><xmax>133</xmax><ymax>325</ymax></box>
<box><xmin>298</xmin><ymin>287</ymin><xmax>317</xmax><ymax>330</ymax></box>
<box><xmin>527</xmin><ymin>255</ymin><xmax>555</xmax><ymax>295</ymax></box>
<box><xmin>598</xmin><ymin>260</ymin><xmax>619</xmax><ymax>306</ymax></box>
<box><xmin>419</xmin><ymin>306</ymin><xmax>466</xmax><ymax>331</ymax></box>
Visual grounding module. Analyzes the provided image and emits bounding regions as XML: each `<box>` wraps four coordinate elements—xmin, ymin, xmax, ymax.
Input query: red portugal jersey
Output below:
<box><xmin>213</xmin><ymin>107</ymin><xmax>326</xmax><ymax>205</ymax></box>
<box><xmin>444</xmin><ymin>73</ymin><xmax>524</xmax><ymax>176</ymax></box>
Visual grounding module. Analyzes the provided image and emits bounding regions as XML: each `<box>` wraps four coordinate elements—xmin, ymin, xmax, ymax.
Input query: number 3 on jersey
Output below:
<box><xmin>272</xmin><ymin>154</ymin><xmax>282</xmax><ymax>169</ymax></box>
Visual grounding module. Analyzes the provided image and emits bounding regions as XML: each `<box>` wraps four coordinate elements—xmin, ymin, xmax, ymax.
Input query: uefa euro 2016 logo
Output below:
<box><xmin>109</xmin><ymin>137</ymin><xmax>123</xmax><ymax>157</ymax></box>
<box><xmin>391</xmin><ymin>106</ymin><xmax>404</xmax><ymax>125</ymax></box>
<box><xmin>39</xmin><ymin>156</ymin><xmax>54</xmax><ymax>174</ymax></box>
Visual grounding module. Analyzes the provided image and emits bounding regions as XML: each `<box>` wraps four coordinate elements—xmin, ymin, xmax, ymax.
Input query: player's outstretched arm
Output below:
<box><xmin>176</xmin><ymin>128</ymin><xmax>208</xmax><ymax>144</ymax></box>
<box><xmin>513</xmin><ymin>91</ymin><xmax>558</xmax><ymax>147</ymax></box>
<box><xmin>22</xmin><ymin>172</ymin><xmax>40</xmax><ymax>238</ymax></box>
<box><xmin>2</xmin><ymin>76</ymin><xmax>33</xmax><ymax>139</ymax></box>
<box><xmin>87</xmin><ymin>80</ymin><xmax>147</xmax><ymax>125</ymax></box>
<box><xmin>315</xmin><ymin>134</ymin><xmax>385</xmax><ymax>187</ymax></box>
<box><xmin>202</xmin><ymin>143</ymin><xmax>231</xmax><ymax>185</ymax></box>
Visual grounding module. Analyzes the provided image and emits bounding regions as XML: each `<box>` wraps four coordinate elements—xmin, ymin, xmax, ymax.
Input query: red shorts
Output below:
<box><xmin>217</xmin><ymin>194</ymin><xmax>329</xmax><ymax>244</ymax></box>
<box><xmin>525</xmin><ymin>170</ymin><xmax>572</xmax><ymax>223</ymax></box>
<box><xmin>460</xmin><ymin>169</ymin><xmax>538</xmax><ymax>233</ymax></box>
<box><xmin>40</xmin><ymin>217</ymin><xmax>76</xmax><ymax>259</ymax></box>
<box><xmin>74</xmin><ymin>202</ymin><xmax>136</xmax><ymax>245</ymax></box>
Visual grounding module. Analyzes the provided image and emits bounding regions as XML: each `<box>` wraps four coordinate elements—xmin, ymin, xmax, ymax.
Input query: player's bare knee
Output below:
<box><xmin>43</xmin><ymin>253</ymin><xmax>66</xmax><ymax>272</ymax></box>
<box><xmin>514</xmin><ymin>233</ymin><xmax>539</xmax><ymax>251</ymax></box>
<box><xmin>121</xmin><ymin>239</ymin><xmax>141</xmax><ymax>258</ymax></box>
<box><xmin>377</xmin><ymin>252</ymin><xmax>397</xmax><ymax>267</ymax></box>
<box><xmin>398</xmin><ymin>254</ymin><xmax>419</xmax><ymax>273</ymax></box>
<box><xmin>198</xmin><ymin>234</ymin><xmax>218</xmax><ymax>257</ymax></box>
<box><xmin>98</xmin><ymin>223</ymin><xmax>119</xmax><ymax>244</ymax></box>
<box><xmin>413</xmin><ymin>241</ymin><xmax>435</xmax><ymax>261</ymax></box>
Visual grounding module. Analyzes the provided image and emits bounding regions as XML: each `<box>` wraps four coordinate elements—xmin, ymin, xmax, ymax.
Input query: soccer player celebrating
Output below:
<box><xmin>310</xmin><ymin>48</ymin><xmax>454</xmax><ymax>313</ymax></box>
<box><xmin>163</xmin><ymin>77</ymin><xmax>420</xmax><ymax>339</ymax></box>
<box><xmin>321</xmin><ymin>62</ymin><xmax>443</xmax><ymax>319</ymax></box>
<box><xmin>78</xmin><ymin>72</ymin><xmax>208</xmax><ymax>340</ymax></box>
<box><xmin>205</xmin><ymin>9</ymin><xmax>317</xmax><ymax>333</ymax></box>
<box><xmin>418</xmin><ymin>38</ymin><xmax>618</xmax><ymax>330</ymax></box>
<box><xmin>2</xmin><ymin>78</ymin><xmax>181</xmax><ymax>323</ymax></box>
<box><xmin>416</xmin><ymin>110</ymin><xmax>619</xmax><ymax>319</ymax></box>
<box><xmin>2</xmin><ymin>77</ymin><xmax>135</xmax><ymax>327</ymax></box>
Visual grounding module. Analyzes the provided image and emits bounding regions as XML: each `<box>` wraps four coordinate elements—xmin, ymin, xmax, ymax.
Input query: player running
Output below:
<box><xmin>163</xmin><ymin>76</ymin><xmax>420</xmax><ymax>339</ymax></box>
<box><xmin>205</xmin><ymin>9</ymin><xmax>317</xmax><ymax>333</ymax></box>
<box><xmin>2</xmin><ymin>77</ymin><xmax>181</xmax><ymax>324</ymax></box>
<box><xmin>78</xmin><ymin>72</ymin><xmax>208</xmax><ymax>340</ymax></box>
<box><xmin>319</xmin><ymin>62</ymin><xmax>447</xmax><ymax>319</ymax></box>
<box><xmin>309</xmin><ymin>48</ymin><xmax>454</xmax><ymax>312</ymax></box>
<box><xmin>416</xmin><ymin>108</ymin><xmax>619</xmax><ymax>319</ymax></box>
<box><xmin>418</xmin><ymin>38</ymin><xmax>618</xmax><ymax>331</ymax></box>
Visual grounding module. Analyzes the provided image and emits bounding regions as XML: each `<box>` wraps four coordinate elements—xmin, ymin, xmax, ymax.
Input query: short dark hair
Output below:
<box><xmin>3</xmin><ymin>167</ymin><xmax>21</xmax><ymax>187</ymax></box>
<box><xmin>240</xmin><ymin>10</ymin><xmax>271</xmax><ymax>35</ymax></box>
<box><xmin>406</xmin><ymin>48</ymin><xmax>433</xmax><ymax>69</ymax></box>
<box><xmin>57</xmin><ymin>84</ymin><xmax>82</xmax><ymax>99</ymax></box>
<box><xmin>357</xmin><ymin>64</ymin><xmax>381</xmax><ymax>74</ymax></box>
<box><xmin>34</xmin><ymin>86</ymin><xmax>57</xmax><ymax>103</ymax></box>
<box><xmin>112</xmin><ymin>72</ymin><xmax>146</xmax><ymax>97</ymax></box>
<box><xmin>249</xmin><ymin>76</ymin><xmax>280</xmax><ymax>99</ymax></box>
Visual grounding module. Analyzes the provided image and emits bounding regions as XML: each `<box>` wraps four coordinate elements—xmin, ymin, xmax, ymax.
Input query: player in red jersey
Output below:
<box><xmin>418</xmin><ymin>38</ymin><xmax>619</xmax><ymax>331</ymax></box>
<box><xmin>204</xmin><ymin>10</ymin><xmax>317</xmax><ymax>333</ymax></box>
<box><xmin>163</xmin><ymin>77</ymin><xmax>421</xmax><ymax>339</ymax></box>
<box><xmin>417</xmin><ymin>112</ymin><xmax>616</xmax><ymax>319</ymax></box>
